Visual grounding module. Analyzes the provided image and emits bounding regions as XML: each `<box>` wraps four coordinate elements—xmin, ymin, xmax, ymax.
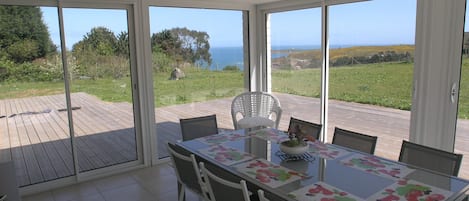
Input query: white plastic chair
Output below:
<box><xmin>231</xmin><ymin>92</ymin><xmax>282</xmax><ymax>130</ymax></box>
<box><xmin>199</xmin><ymin>162</ymin><xmax>251</xmax><ymax>201</ymax></box>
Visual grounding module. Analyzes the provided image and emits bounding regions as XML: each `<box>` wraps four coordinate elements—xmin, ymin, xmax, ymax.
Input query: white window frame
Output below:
<box><xmin>410</xmin><ymin>0</ymin><xmax>465</xmax><ymax>152</ymax></box>
<box><xmin>0</xmin><ymin>0</ymin><xmax>147</xmax><ymax>194</ymax></box>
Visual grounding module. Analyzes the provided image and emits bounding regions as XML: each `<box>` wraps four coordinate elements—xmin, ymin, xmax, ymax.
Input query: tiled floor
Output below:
<box><xmin>22</xmin><ymin>163</ymin><xmax>200</xmax><ymax>201</ymax></box>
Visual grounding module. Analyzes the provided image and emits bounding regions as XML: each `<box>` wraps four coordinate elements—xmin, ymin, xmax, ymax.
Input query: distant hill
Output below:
<box><xmin>272</xmin><ymin>45</ymin><xmax>415</xmax><ymax>70</ymax></box>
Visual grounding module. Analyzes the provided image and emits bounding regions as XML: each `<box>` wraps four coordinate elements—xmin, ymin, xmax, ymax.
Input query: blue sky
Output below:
<box><xmin>40</xmin><ymin>0</ymin><xmax>463</xmax><ymax>49</ymax></box>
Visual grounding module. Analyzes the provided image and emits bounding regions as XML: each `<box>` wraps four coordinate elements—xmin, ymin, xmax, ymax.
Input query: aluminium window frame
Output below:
<box><xmin>0</xmin><ymin>0</ymin><xmax>147</xmax><ymax>194</ymax></box>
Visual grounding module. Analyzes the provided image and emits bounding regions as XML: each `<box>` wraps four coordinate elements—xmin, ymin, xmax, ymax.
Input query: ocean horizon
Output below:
<box><xmin>209</xmin><ymin>44</ymin><xmax>384</xmax><ymax>71</ymax></box>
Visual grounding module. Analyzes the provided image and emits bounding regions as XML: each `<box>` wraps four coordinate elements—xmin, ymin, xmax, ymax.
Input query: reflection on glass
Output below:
<box><xmin>149</xmin><ymin>7</ymin><xmax>245</xmax><ymax>158</ymax></box>
<box><xmin>455</xmin><ymin>0</ymin><xmax>469</xmax><ymax>180</ymax></box>
<box><xmin>0</xmin><ymin>5</ymin><xmax>73</xmax><ymax>186</ymax></box>
<box><xmin>63</xmin><ymin>8</ymin><xmax>137</xmax><ymax>172</ymax></box>
<box><xmin>269</xmin><ymin>8</ymin><xmax>322</xmax><ymax>132</ymax></box>
<box><xmin>328</xmin><ymin>0</ymin><xmax>416</xmax><ymax>162</ymax></box>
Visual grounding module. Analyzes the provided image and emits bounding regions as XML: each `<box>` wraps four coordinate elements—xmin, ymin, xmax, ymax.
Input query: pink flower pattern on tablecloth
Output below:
<box><xmin>249</xmin><ymin>128</ymin><xmax>288</xmax><ymax>142</ymax></box>
<box><xmin>308</xmin><ymin>141</ymin><xmax>352</xmax><ymax>160</ymax></box>
<box><xmin>367</xmin><ymin>179</ymin><xmax>453</xmax><ymax>201</ymax></box>
<box><xmin>288</xmin><ymin>181</ymin><xmax>364</xmax><ymax>201</ymax></box>
<box><xmin>341</xmin><ymin>153</ymin><xmax>415</xmax><ymax>180</ymax></box>
<box><xmin>233</xmin><ymin>158</ymin><xmax>307</xmax><ymax>188</ymax></box>
<box><xmin>197</xmin><ymin>130</ymin><xmax>247</xmax><ymax>145</ymax></box>
<box><xmin>198</xmin><ymin>144</ymin><xmax>254</xmax><ymax>166</ymax></box>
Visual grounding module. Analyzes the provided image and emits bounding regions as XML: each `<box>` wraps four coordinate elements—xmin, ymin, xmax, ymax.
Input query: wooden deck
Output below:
<box><xmin>0</xmin><ymin>93</ymin><xmax>137</xmax><ymax>186</ymax></box>
<box><xmin>1</xmin><ymin>92</ymin><xmax>468</xmax><ymax>187</ymax></box>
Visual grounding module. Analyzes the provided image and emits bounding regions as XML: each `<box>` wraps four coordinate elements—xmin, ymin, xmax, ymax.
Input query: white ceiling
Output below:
<box><xmin>232</xmin><ymin>0</ymin><xmax>285</xmax><ymax>3</ymax></box>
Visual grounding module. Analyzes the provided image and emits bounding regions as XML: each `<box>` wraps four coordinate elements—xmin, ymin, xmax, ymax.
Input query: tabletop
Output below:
<box><xmin>177</xmin><ymin>128</ymin><xmax>469</xmax><ymax>201</ymax></box>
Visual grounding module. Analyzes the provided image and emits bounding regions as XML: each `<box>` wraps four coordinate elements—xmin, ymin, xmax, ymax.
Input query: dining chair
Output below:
<box><xmin>199</xmin><ymin>162</ymin><xmax>251</xmax><ymax>201</ymax></box>
<box><xmin>180</xmin><ymin>114</ymin><xmax>218</xmax><ymax>141</ymax></box>
<box><xmin>332</xmin><ymin>127</ymin><xmax>378</xmax><ymax>154</ymax></box>
<box><xmin>257</xmin><ymin>189</ymin><xmax>270</xmax><ymax>201</ymax></box>
<box><xmin>398</xmin><ymin>140</ymin><xmax>463</xmax><ymax>176</ymax></box>
<box><xmin>166</xmin><ymin>143</ymin><xmax>209</xmax><ymax>201</ymax></box>
<box><xmin>288</xmin><ymin>117</ymin><xmax>322</xmax><ymax>141</ymax></box>
<box><xmin>231</xmin><ymin>91</ymin><xmax>282</xmax><ymax>130</ymax></box>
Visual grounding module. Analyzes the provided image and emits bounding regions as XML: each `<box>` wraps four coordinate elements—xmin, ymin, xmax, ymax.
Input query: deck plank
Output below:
<box><xmin>1</xmin><ymin>92</ymin><xmax>468</xmax><ymax>187</ymax></box>
<box><xmin>16</xmin><ymin>97</ymin><xmax>58</xmax><ymax>182</ymax></box>
<box><xmin>4</xmin><ymin>99</ymin><xmax>30</xmax><ymax>186</ymax></box>
<box><xmin>0</xmin><ymin>98</ymin><xmax>11</xmax><ymax>162</ymax></box>
<box><xmin>24</xmin><ymin>96</ymin><xmax>73</xmax><ymax>179</ymax></box>
<box><xmin>69</xmin><ymin>94</ymin><xmax>135</xmax><ymax>165</ymax></box>
<box><xmin>10</xmin><ymin>98</ymin><xmax>44</xmax><ymax>185</ymax></box>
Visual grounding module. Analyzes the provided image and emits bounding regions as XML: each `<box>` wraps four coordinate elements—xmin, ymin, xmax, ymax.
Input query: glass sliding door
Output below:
<box><xmin>62</xmin><ymin>8</ymin><xmax>137</xmax><ymax>172</ymax></box>
<box><xmin>328</xmin><ymin>0</ymin><xmax>416</xmax><ymax>160</ymax></box>
<box><xmin>268</xmin><ymin>8</ymin><xmax>322</xmax><ymax>133</ymax></box>
<box><xmin>149</xmin><ymin>7</ymin><xmax>245</xmax><ymax>158</ymax></box>
<box><xmin>455</xmin><ymin>0</ymin><xmax>469</xmax><ymax>180</ymax></box>
<box><xmin>0</xmin><ymin>5</ymin><xmax>74</xmax><ymax>186</ymax></box>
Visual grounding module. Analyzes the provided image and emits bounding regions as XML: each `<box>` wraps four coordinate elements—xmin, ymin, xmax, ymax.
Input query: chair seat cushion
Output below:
<box><xmin>237</xmin><ymin>117</ymin><xmax>275</xmax><ymax>129</ymax></box>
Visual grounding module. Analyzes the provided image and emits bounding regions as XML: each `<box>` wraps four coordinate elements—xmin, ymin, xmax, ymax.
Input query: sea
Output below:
<box><xmin>209</xmin><ymin>45</ymin><xmax>349</xmax><ymax>71</ymax></box>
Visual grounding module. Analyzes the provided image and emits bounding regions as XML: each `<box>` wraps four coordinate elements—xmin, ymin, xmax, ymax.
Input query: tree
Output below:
<box><xmin>170</xmin><ymin>27</ymin><xmax>212</xmax><ymax>67</ymax></box>
<box><xmin>151</xmin><ymin>29</ymin><xmax>183</xmax><ymax>62</ymax></box>
<box><xmin>71</xmin><ymin>27</ymin><xmax>129</xmax><ymax>79</ymax></box>
<box><xmin>72</xmin><ymin>27</ymin><xmax>117</xmax><ymax>56</ymax></box>
<box><xmin>0</xmin><ymin>6</ymin><xmax>56</xmax><ymax>63</ymax></box>
<box><xmin>115</xmin><ymin>31</ymin><xmax>129</xmax><ymax>58</ymax></box>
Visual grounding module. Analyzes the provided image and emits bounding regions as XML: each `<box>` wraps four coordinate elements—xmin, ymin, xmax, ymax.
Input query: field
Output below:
<box><xmin>2</xmin><ymin>56</ymin><xmax>469</xmax><ymax>118</ymax></box>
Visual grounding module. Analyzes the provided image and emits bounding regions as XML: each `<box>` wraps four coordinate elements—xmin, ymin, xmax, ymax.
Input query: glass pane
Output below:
<box><xmin>329</xmin><ymin>0</ymin><xmax>416</xmax><ymax>160</ymax></box>
<box><xmin>63</xmin><ymin>8</ymin><xmax>137</xmax><ymax>172</ymax></box>
<box><xmin>149</xmin><ymin>7</ymin><xmax>245</xmax><ymax>158</ymax></box>
<box><xmin>0</xmin><ymin>5</ymin><xmax>74</xmax><ymax>186</ymax></box>
<box><xmin>269</xmin><ymin>8</ymin><xmax>322</xmax><ymax>133</ymax></box>
<box><xmin>455</xmin><ymin>0</ymin><xmax>469</xmax><ymax>180</ymax></box>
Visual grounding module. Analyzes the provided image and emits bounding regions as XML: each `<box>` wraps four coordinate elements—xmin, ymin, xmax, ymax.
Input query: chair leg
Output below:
<box><xmin>178</xmin><ymin>181</ymin><xmax>186</xmax><ymax>201</ymax></box>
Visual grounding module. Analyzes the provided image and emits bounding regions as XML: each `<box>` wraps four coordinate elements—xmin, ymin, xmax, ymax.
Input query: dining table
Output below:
<box><xmin>176</xmin><ymin>127</ymin><xmax>469</xmax><ymax>201</ymax></box>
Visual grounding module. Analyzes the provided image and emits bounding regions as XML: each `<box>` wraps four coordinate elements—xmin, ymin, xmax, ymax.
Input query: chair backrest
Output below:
<box><xmin>180</xmin><ymin>114</ymin><xmax>218</xmax><ymax>141</ymax></box>
<box><xmin>332</xmin><ymin>127</ymin><xmax>378</xmax><ymax>154</ymax></box>
<box><xmin>257</xmin><ymin>189</ymin><xmax>270</xmax><ymax>201</ymax></box>
<box><xmin>288</xmin><ymin>117</ymin><xmax>322</xmax><ymax>141</ymax></box>
<box><xmin>200</xmin><ymin>162</ymin><xmax>251</xmax><ymax>201</ymax></box>
<box><xmin>166</xmin><ymin>143</ymin><xmax>207</xmax><ymax>198</ymax></box>
<box><xmin>231</xmin><ymin>91</ymin><xmax>282</xmax><ymax>129</ymax></box>
<box><xmin>399</xmin><ymin>140</ymin><xmax>463</xmax><ymax>176</ymax></box>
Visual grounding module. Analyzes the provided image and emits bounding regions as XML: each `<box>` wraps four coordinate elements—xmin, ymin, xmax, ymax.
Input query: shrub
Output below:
<box><xmin>223</xmin><ymin>65</ymin><xmax>240</xmax><ymax>71</ymax></box>
<box><xmin>0</xmin><ymin>57</ymin><xmax>63</xmax><ymax>82</ymax></box>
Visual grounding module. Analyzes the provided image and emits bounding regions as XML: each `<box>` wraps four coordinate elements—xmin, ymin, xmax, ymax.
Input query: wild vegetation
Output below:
<box><xmin>272</xmin><ymin>45</ymin><xmax>414</xmax><ymax>70</ymax></box>
<box><xmin>2</xmin><ymin>5</ymin><xmax>469</xmax><ymax>118</ymax></box>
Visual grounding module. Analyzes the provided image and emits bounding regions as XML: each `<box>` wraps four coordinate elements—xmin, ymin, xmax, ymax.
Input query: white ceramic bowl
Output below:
<box><xmin>279</xmin><ymin>141</ymin><xmax>308</xmax><ymax>155</ymax></box>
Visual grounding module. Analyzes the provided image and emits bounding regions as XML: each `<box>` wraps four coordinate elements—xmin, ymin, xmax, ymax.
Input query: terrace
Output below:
<box><xmin>1</xmin><ymin>92</ymin><xmax>468</xmax><ymax>187</ymax></box>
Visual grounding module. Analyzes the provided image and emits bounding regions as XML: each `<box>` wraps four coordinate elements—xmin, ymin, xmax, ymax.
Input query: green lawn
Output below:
<box><xmin>0</xmin><ymin>69</ymin><xmax>245</xmax><ymax>107</ymax></box>
<box><xmin>273</xmin><ymin>62</ymin><xmax>413</xmax><ymax>110</ymax></box>
<box><xmin>2</xmin><ymin>60</ymin><xmax>469</xmax><ymax>118</ymax></box>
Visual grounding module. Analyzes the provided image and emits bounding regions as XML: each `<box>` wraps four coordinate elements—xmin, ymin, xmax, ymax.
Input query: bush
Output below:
<box><xmin>7</xmin><ymin>39</ymin><xmax>39</xmax><ymax>63</ymax></box>
<box><xmin>152</xmin><ymin>51</ymin><xmax>174</xmax><ymax>73</ymax></box>
<box><xmin>223</xmin><ymin>65</ymin><xmax>240</xmax><ymax>71</ymax></box>
<box><xmin>0</xmin><ymin>57</ymin><xmax>63</xmax><ymax>82</ymax></box>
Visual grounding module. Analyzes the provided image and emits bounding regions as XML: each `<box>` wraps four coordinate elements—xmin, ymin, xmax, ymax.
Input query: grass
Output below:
<box><xmin>273</xmin><ymin>62</ymin><xmax>413</xmax><ymax>110</ymax></box>
<box><xmin>153</xmin><ymin>68</ymin><xmax>244</xmax><ymax>107</ymax></box>
<box><xmin>2</xmin><ymin>57</ymin><xmax>469</xmax><ymax>118</ymax></box>
<box><xmin>0</xmin><ymin>69</ymin><xmax>245</xmax><ymax>107</ymax></box>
